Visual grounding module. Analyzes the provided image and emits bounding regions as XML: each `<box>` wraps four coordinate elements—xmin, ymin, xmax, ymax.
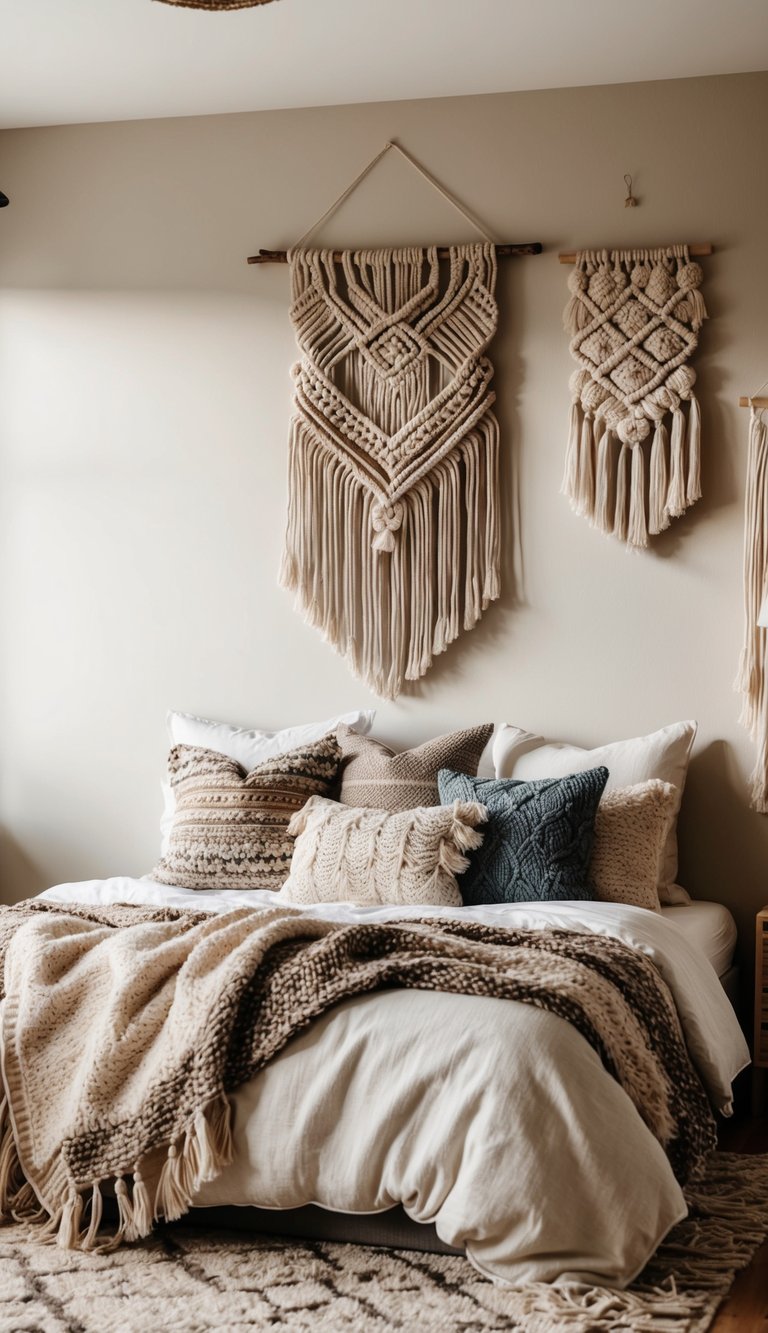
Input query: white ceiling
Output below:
<box><xmin>1</xmin><ymin>0</ymin><xmax>767</xmax><ymax>130</ymax></box>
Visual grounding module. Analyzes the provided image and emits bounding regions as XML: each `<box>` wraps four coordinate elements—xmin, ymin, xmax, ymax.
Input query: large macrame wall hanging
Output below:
<box><xmin>735</xmin><ymin>390</ymin><xmax>768</xmax><ymax>811</ymax></box>
<box><xmin>562</xmin><ymin>245</ymin><xmax>708</xmax><ymax>549</ymax></box>
<box><xmin>277</xmin><ymin>144</ymin><xmax>514</xmax><ymax>699</ymax></box>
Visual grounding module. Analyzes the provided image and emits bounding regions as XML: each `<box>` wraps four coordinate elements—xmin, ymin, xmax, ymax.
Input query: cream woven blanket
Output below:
<box><xmin>0</xmin><ymin>901</ymin><xmax>715</xmax><ymax>1251</ymax></box>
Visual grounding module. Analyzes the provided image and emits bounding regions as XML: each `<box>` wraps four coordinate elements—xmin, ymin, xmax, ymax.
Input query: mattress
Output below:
<box><xmin>660</xmin><ymin>900</ymin><xmax>737</xmax><ymax>979</ymax></box>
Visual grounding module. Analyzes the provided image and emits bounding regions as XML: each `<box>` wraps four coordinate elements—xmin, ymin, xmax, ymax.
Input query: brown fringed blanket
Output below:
<box><xmin>0</xmin><ymin>901</ymin><xmax>715</xmax><ymax>1251</ymax></box>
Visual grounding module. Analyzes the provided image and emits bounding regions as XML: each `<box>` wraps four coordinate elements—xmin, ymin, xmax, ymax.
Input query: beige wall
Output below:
<box><xmin>1</xmin><ymin>72</ymin><xmax>767</xmax><ymax>985</ymax></box>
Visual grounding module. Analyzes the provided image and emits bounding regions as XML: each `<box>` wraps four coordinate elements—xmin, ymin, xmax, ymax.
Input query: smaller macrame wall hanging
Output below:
<box><xmin>270</xmin><ymin>142</ymin><xmax>541</xmax><ymax>699</ymax></box>
<box><xmin>562</xmin><ymin>245</ymin><xmax>708</xmax><ymax>549</ymax></box>
<box><xmin>735</xmin><ymin>387</ymin><xmax>768</xmax><ymax>811</ymax></box>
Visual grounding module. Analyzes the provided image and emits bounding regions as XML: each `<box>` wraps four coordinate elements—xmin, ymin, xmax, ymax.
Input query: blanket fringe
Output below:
<box><xmin>2</xmin><ymin>1092</ymin><xmax>234</xmax><ymax>1252</ymax></box>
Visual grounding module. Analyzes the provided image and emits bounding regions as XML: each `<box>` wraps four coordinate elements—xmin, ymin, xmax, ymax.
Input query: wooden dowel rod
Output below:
<box><xmin>558</xmin><ymin>243</ymin><xmax>713</xmax><ymax>264</ymax></box>
<box><xmin>740</xmin><ymin>396</ymin><xmax>768</xmax><ymax>408</ymax></box>
<box><xmin>248</xmin><ymin>242</ymin><xmax>543</xmax><ymax>265</ymax></box>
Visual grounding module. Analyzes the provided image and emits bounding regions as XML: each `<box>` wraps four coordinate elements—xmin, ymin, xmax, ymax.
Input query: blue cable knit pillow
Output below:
<box><xmin>437</xmin><ymin>766</ymin><xmax>609</xmax><ymax>905</ymax></box>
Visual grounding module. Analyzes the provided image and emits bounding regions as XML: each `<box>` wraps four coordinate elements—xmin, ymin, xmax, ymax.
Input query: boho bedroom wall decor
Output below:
<box><xmin>735</xmin><ymin>385</ymin><xmax>768</xmax><ymax>811</ymax></box>
<box><xmin>559</xmin><ymin>244</ymin><xmax>711</xmax><ymax>549</ymax></box>
<box><xmin>254</xmin><ymin>142</ymin><xmax>541</xmax><ymax>699</ymax></box>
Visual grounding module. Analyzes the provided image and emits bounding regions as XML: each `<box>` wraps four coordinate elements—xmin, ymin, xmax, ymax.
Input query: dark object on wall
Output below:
<box><xmin>0</xmin><ymin>191</ymin><xmax>9</xmax><ymax>208</ymax></box>
<box><xmin>154</xmin><ymin>0</ymin><xmax>277</xmax><ymax>8</ymax></box>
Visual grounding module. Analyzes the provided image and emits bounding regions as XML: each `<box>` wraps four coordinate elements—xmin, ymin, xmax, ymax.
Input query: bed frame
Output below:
<box><xmin>185</xmin><ymin>1203</ymin><xmax>462</xmax><ymax>1254</ymax></box>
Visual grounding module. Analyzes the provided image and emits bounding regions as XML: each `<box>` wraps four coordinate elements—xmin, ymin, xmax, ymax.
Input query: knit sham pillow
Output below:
<box><xmin>152</xmin><ymin>735</ymin><xmax>342</xmax><ymax>891</ymax></box>
<box><xmin>279</xmin><ymin>795</ymin><xmax>488</xmax><ymax>907</ymax></box>
<box><xmin>337</xmin><ymin>723</ymin><xmax>493</xmax><ymax>812</ymax></box>
<box><xmin>437</xmin><ymin>767</ymin><xmax>608</xmax><ymax>905</ymax></box>
<box><xmin>590</xmin><ymin>781</ymin><xmax>677</xmax><ymax>911</ymax></box>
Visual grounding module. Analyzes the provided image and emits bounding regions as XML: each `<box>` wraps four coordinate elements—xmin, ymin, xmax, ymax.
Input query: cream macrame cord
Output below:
<box><xmin>735</xmin><ymin>379</ymin><xmax>768</xmax><ymax>811</ymax></box>
<box><xmin>280</xmin><ymin>244</ymin><xmax>500</xmax><ymax>698</ymax></box>
<box><xmin>562</xmin><ymin>245</ymin><xmax>708</xmax><ymax>549</ymax></box>
<box><xmin>280</xmin><ymin>145</ymin><xmax>501</xmax><ymax>699</ymax></box>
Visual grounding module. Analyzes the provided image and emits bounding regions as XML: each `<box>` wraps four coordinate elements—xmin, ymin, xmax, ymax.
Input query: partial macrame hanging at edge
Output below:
<box><xmin>561</xmin><ymin>245</ymin><xmax>708</xmax><ymax>550</ymax></box>
<box><xmin>735</xmin><ymin>392</ymin><xmax>768</xmax><ymax>812</ymax></box>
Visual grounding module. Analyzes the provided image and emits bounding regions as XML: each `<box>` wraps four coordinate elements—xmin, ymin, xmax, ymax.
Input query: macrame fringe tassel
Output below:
<box><xmin>577</xmin><ymin>413</ymin><xmax>596</xmax><ymax>518</ymax></box>
<box><xmin>666</xmin><ymin>408</ymin><xmax>687</xmax><ymax>518</ymax></box>
<box><xmin>565</xmin><ymin>399</ymin><xmax>702</xmax><ymax>551</ymax></box>
<box><xmin>686</xmin><ymin>393</ymin><xmax>702</xmax><ymax>505</ymax></box>
<box><xmin>735</xmin><ymin>407</ymin><xmax>768</xmax><ymax>811</ymax></box>
<box><xmin>627</xmin><ymin>444</ymin><xmax>648</xmax><ymax>549</ymax></box>
<box><xmin>280</xmin><ymin>417</ymin><xmax>500</xmax><ymax>700</ymax></box>
<box><xmin>562</xmin><ymin>403</ymin><xmax>596</xmax><ymax>520</ymax></box>
<box><xmin>592</xmin><ymin>429</ymin><xmax>614</xmax><ymax>534</ymax></box>
<box><xmin>562</xmin><ymin>399</ymin><xmax>581</xmax><ymax>503</ymax></box>
<box><xmin>613</xmin><ymin>444</ymin><xmax>630</xmax><ymax>544</ymax></box>
<box><xmin>649</xmin><ymin>422</ymin><xmax>670</xmax><ymax>535</ymax></box>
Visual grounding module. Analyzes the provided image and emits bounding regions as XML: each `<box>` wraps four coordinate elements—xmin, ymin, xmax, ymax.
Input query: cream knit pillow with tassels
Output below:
<box><xmin>280</xmin><ymin>796</ymin><xmax>488</xmax><ymax>907</ymax></box>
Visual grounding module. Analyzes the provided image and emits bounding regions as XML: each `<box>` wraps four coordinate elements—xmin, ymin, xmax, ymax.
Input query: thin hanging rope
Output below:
<box><xmin>291</xmin><ymin>141</ymin><xmax>495</xmax><ymax>252</ymax></box>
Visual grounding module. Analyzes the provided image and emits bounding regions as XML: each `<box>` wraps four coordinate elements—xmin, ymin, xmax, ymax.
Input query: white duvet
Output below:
<box><xmin>38</xmin><ymin>878</ymin><xmax>750</xmax><ymax>1287</ymax></box>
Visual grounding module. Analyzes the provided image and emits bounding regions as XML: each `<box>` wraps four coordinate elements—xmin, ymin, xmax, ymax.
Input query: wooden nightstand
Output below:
<box><xmin>754</xmin><ymin>907</ymin><xmax>768</xmax><ymax>1113</ymax></box>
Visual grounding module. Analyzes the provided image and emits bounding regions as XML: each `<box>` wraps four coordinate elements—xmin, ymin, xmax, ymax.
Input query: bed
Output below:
<box><xmin>34</xmin><ymin>876</ymin><xmax>749</xmax><ymax>1288</ymax></box>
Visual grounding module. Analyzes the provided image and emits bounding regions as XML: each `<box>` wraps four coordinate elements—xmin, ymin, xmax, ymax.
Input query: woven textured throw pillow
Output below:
<box><xmin>591</xmin><ymin>781</ymin><xmax>677</xmax><ymax>911</ymax></box>
<box><xmin>280</xmin><ymin>795</ymin><xmax>488</xmax><ymax>907</ymax></box>
<box><xmin>437</xmin><ymin>767</ymin><xmax>608</xmax><ymax>905</ymax></box>
<box><xmin>338</xmin><ymin>723</ymin><xmax>493</xmax><ymax>812</ymax></box>
<box><xmin>152</xmin><ymin>735</ymin><xmax>342</xmax><ymax>891</ymax></box>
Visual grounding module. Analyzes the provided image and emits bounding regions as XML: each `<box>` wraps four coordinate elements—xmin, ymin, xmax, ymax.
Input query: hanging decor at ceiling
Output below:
<box><xmin>561</xmin><ymin>245</ymin><xmax>709</xmax><ymax>549</ymax></box>
<box><xmin>269</xmin><ymin>142</ymin><xmax>540</xmax><ymax>699</ymax></box>
<box><xmin>154</xmin><ymin>0</ymin><xmax>276</xmax><ymax>9</ymax></box>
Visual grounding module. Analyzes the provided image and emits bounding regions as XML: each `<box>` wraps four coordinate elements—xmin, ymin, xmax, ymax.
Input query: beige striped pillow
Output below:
<box><xmin>152</xmin><ymin>734</ymin><xmax>342</xmax><ymax>891</ymax></box>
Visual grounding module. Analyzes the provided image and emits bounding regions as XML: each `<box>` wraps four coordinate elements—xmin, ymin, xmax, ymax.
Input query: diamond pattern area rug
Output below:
<box><xmin>0</xmin><ymin>1153</ymin><xmax>766</xmax><ymax>1332</ymax></box>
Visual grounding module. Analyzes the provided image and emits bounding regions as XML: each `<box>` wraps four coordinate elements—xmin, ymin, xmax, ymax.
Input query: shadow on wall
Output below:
<box><xmin>0</xmin><ymin>829</ymin><xmax>47</xmax><ymax>905</ymax></box>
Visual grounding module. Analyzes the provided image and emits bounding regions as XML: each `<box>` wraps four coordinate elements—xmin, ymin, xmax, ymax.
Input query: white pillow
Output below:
<box><xmin>159</xmin><ymin>708</ymin><xmax>375</xmax><ymax>855</ymax></box>
<box><xmin>492</xmin><ymin>720</ymin><xmax>696</xmax><ymax>904</ymax></box>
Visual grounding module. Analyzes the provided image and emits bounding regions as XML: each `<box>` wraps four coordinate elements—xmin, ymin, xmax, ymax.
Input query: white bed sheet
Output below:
<box><xmin>660</xmin><ymin>900</ymin><xmax>737</xmax><ymax>978</ymax></box>
<box><xmin>35</xmin><ymin>878</ymin><xmax>750</xmax><ymax>1287</ymax></box>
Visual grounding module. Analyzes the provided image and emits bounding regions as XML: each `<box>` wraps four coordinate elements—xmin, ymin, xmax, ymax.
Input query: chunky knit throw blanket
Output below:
<box><xmin>562</xmin><ymin>245</ymin><xmax>708</xmax><ymax>549</ymax></box>
<box><xmin>0</xmin><ymin>901</ymin><xmax>715</xmax><ymax>1252</ymax></box>
<box><xmin>279</xmin><ymin>245</ymin><xmax>500</xmax><ymax>699</ymax></box>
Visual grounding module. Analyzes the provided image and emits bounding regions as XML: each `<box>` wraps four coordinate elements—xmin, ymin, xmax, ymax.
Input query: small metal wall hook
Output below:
<box><xmin>624</xmin><ymin>174</ymin><xmax>637</xmax><ymax>208</ymax></box>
